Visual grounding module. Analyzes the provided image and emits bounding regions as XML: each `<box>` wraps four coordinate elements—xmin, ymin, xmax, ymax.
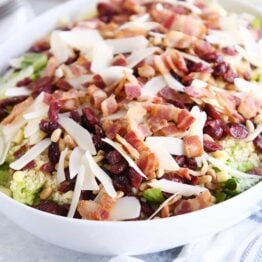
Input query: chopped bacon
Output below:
<box><xmin>148</xmin><ymin>116</ymin><xmax>169</xmax><ymax>133</ymax></box>
<box><xmin>102</xmin><ymin>119</ymin><xmax>127</xmax><ymax>139</ymax></box>
<box><xmin>176</xmin><ymin>168</ymin><xmax>192</xmax><ymax>181</ymax></box>
<box><xmin>125</xmin><ymin>131</ymin><xmax>159</xmax><ymax>179</ymax></box>
<box><xmin>177</xmin><ymin>109</ymin><xmax>195</xmax><ymax>131</ymax></box>
<box><xmin>2</xmin><ymin>97</ymin><xmax>33</xmax><ymax>124</ymax></box>
<box><xmin>138</xmin><ymin>64</ymin><xmax>156</xmax><ymax>78</ymax></box>
<box><xmin>238</xmin><ymin>96</ymin><xmax>260</xmax><ymax>120</ymax></box>
<box><xmin>43</xmin><ymin>57</ymin><xmax>58</xmax><ymax>77</ymax></box>
<box><xmin>174</xmin><ymin>191</ymin><xmax>214</xmax><ymax>215</ymax></box>
<box><xmin>184</xmin><ymin>135</ymin><xmax>203</xmax><ymax>158</ymax></box>
<box><xmin>147</xmin><ymin>104</ymin><xmax>180</xmax><ymax>121</ymax></box>
<box><xmin>87</xmin><ymin>85</ymin><xmax>107</xmax><ymax>108</ymax></box>
<box><xmin>171</xmin><ymin>15</ymin><xmax>207</xmax><ymax>38</ymax></box>
<box><xmin>112</xmin><ymin>54</ymin><xmax>127</xmax><ymax>66</ymax></box>
<box><xmin>125</xmin><ymin>83</ymin><xmax>141</xmax><ymax>100</ymax></box>
<box><xmin>154</xmin><ymin>55</ymin><xmax>168</xmax><ymax>75</ymax></box>
<box><xmin>101</xmin><ymin>95</ymin><xmax>118</xmax><ymax>116</ymax></box>
<box><xmin>159</xmin><ymin>124</ymin><xmax>183</xmax><ymax>137</ymax></box>
<box><xmin>116</xmin><ymin>134</ymin><xmax>140</xmax><ymax>160</ymax></box>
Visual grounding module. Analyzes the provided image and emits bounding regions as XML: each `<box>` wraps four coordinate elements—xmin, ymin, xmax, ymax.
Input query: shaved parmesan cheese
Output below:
<box><xmin>101</xmin><ymin>110</ymin><xmax>127</xmax><ymax>121</ymax></box>
<box><xmin>9</xmin><ymin>57</ymin><xmax>22</xmax><ymax>69</ymax></box>
<box><xmin>81</xmin><ymin>154</ymin><xmax>99</xmax><ymax>191</ymax></box>
<box><xmin>119</xmin><ymin>21</ymin><xmax>160</xmax><ymax>31</ymax></box>
<box><xmin>5</xmin><ymin>87</ymin><xmax>31</xmax><ymax>97</ymax></box>
<box><xmin>105</xmin><ymin>36</ymin><xmax>148</xmax><ymax>54</ymax></box>
<box><xmin>67</xmin><ymin>165</ymin><xmax>85</xmax><ymax>218</ymax></box>
<box><xmin>110</xmin><ymin>197</ymin><xmax>141</xmax><ymax>221</ymax></box>
<box><xmin>24</xmin><ymin>118</ymin><xmax>41</xmax><ymax>138</ymax></box>
<box><xmin>163</xmin><ymin>73</ymin><xmax>184</xmax><ymax>92</ymax></box>
<box><xmin>10</xmin><ymin>138</ymin><xmax>51</xmax><ymax>170</ymax></box>
<box><xmin>145</xmin><ymin>136</ymin><xmax>184</xmax><ymax>155</ymax></box>
<box><xmin>148</xmin><ymin>193</ymin><xmax>179</xmax><ymax>220</ymax></box>
<box><xmin>98</xmin><ymin>66</ymin><xmax>133</xmax><ymax>85</ymax></box>
<box><xmin>102</xmin><ymin>138</ymin><xmax>147</xmax><ymax>178</ymax></box>
<box><xmin>2</xmin><ymin>118</ymin><xmax>26</xmax><ymax>140</ymax></box>
<box><xmin>23</xmin><ymin>106</ymin><xmax>48</xmax><ymax>120</ymax></box>
<box><xmin>234</xmin><ymin>78</ymin><xmax>262</xmax><ymax>98</ymax></box>
<box><xmin>67</xmin><ymin>75</ymin><xmax>94</xmax><ymax>89</ymax></box>
<box><xmin>145</xmin><ymin>140</ymin><xmax>179</xmax><ymax>171</ymax></box>
<box><xmin>127</xmin><ymin>47</ymin><xmax>160</xmax><ymax>68</ymax></box>
<box><xmin>245</xmin><ymin>124</ymin><xmax>262</xmax><ymax>142</ymax></box>
<box><xmin>69</xmin><ymin>147</ymin><xmax>83</xmax><ymax>179</ymax></box>
<box><xmin>85</xmin><ymin>151</ymin><xmax>117</xmax><ymax>197</ymax></box>
<box><xmin>57</xmin><ymin>148</ymin><xmax>68</xmax><ymax>184</ymax></box>
<box><xmin>188</xmin><ymin>106</ymin><xmax>206</xmax><ymax>144</ymax></box>
<box><xmin>149</xmin><ymin>179</ymin><xmax>207</xmax><ymax>196</ymax></box>
<box><xmin>58</xmin><ymin>116</ymin><xmax>96</xmax><ymax>155</ymax></box>
<box><xmin>207</xmin><ymin>156</ymin><xmax>261</xmax><ymax>179</ymax></box>
<box><xmin>0</xmin><ymin>141</ymin><xmax>10</xmax><ymax>165</ymax></box>
<box><xmin>178</xmin><ymin>51</ymin><xmax>210</xmax><ymax>67</ymax></box>
<box><xmin>141</xmin><ymin>76</ymin><xmax>166</xmax><ymax>97</ymax></box>
<box><xmin>91</xmin><ymin>42</ymin><xmax>113</xmax><ymax>73</ymax></box>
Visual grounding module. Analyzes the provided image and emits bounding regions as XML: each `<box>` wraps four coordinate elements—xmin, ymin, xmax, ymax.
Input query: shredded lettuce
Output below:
<box><xmin>143</xmin><ymin>188</ymin><xmax>165</xmax><ymax>203</ymax></box>
<box><xmin>251</xmin><ymin>18</ymin><xmax>262</xmax><ymax>30</ymax></box>
<box><xmin>21</xmin><ymin>53</ymin><xmax>48</xmax><ymax>72</ymax></box>
<box><xmin>0</xmin><ymin>163</ymin><xmax>11</xmax><ymax>187</ymax></box>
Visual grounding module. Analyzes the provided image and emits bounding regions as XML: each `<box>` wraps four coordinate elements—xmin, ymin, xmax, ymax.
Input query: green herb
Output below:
<box><xmin>143</xmin><ymin>188</ymin><xmax>165</xmax><ymax>203</ymax></box>
<box><xmin>214</xmin><ymin>192</ymin><xmax>227</xmax><ymax>203</ymax></box>
<box><xmin>224</xmin><ymin>178</ymin><xmax>238</xmax><ymax>191</ymax></box>
<box><xmin>0</xmin><ymin>164</ymin><xmax>11</xmax><ymax>187</ymax></box>
<box><xmin>21</xmin><ymin>53</ymin><xmax>48</xmax><ymax>72</ymax></box>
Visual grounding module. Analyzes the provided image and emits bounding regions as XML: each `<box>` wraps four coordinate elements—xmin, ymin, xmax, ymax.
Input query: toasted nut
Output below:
<box><xmin>168</xmin><ymin>194</ymin><xmax>182</xmax><ymax>205</ymax></box>
<box><xmin>139</xmin><ymin>182</ymin><xmax>149</xmax><ymax>191</ymax></box>
<box><xmin>65</xmin><ymin>150</ymin><xmax>72</xmax><ymax>161</ymax></box>
<box><xmin>216</xmin><ymin>171</ymin><xmax>231</xmax><ymax>183</ymax></box>
<box><xmin>138</xmin><ymin>64</ymin><xmax>156</xmax><ymax>78</ymax></box>
<box><xmin>51</xmin><ymin>128</ymin><xmax>62</xmax><ymax>143</ymax></box>
<box><xmin>58</xmin><ymin>139</ymin><xmax>65</xmax><ymax>151</ymax></box>
<box><xmin>160</xmin><ymin>205</ymin><xmax>170</xmax><ymax>218</ymax></box>
<box><xmin>156</xmin><ymin>168</ymin><xmax>165</xmax><ymax>178</ymax></box>
<box><xmin>64</xmin><ymin>134</ymin><xmax>76</xmax><ymax>149</ymax></box>
<box><xmin>198</xmin><ymin>175</ymin><xmax>212</xmax><ymax>184</ymax></box>
<box><xmin>212</xmin><ymin>150</ymin><xmax>229</xmax><ymax>162</ymax></box>
<box><xmin>246</xmin><ymin>120</ymin><xmax>255</xmax><ymax>133</ymax></box>
<box><xmin>116</xmin><ymin>191</ymin><xmax>124</xmax><ymax>199</ymax></box>
<box><xmin>93</xmin><ymin>155</ymin><xmax>104</xmax><ymax>163</ymax></box>
<box><xmin>254</xmin><ymin>113</ymin><xmax>262</xmax><ymax>124</ymax></box>
<box><xmin>207</xmin><ymin>168</ymin><xmax>217</xmax><ymax>181</ymax></box>
<box><xmin>200</xmin><ymin>159</ymin><xmax>209</xmax><ymax>175</ymax></box>
<box><xmin>64</xmin><ymin>160</ymin><xmax>69</xmax><ymax>168</ymax></box>
<box><xmin>40</xmin><ymin>187</ymin><xmax>52</xmax><ymax>200</ymax></box>
<box><xmin>203</xmin><ymin>134</ymin><xmax>214</xmax><ymax>142</ymax></box>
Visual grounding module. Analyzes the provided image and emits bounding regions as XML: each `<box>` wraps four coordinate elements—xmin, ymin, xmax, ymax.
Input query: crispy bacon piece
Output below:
<box><xmin>102</xmin><ymin>119</ymin><xmax>127</xmax><ymax>139</ymax></box>
<box><xmin>147</xmin><ymin>104</ymin><xmax>180</xmax><ymax>121</ymax></box>
<box><xmin>112</xmin><ymin>54</ymin><xmax>127</xmax><ymax>66</ymax></box>
<box><xmin>177</xmin><ymin>109</ymin><xmax>195</xmax><ymax>131</ymax></box>
<box><xmin>125</xmin><ymin>131</ymin><xmax>159</xmax><ymax>179</ymax></box>
<box><xmin>138</xmin><ymin>64</ymin><xmax>156</xmax><ymax>78</ymax></box>
<box><xmin>101</xmin><ymin>95</ymin><xmax>118</xmax><ymax>116</ymax></box>
<box><xmin>238</xmin><ymin>96</ymin><xmax>260</xmax><ymax>119</ymax></box>
<box><xmin>174</xmin><ymin>191</ymin><xmax>214</xmax><ymax>215</ymax></box>
<box><xmin>87</xmin><ymin>85</ymin><xmax>107</xmax><ymax>108</ymax></box>
<box><xmin>116</xmin><ymin>134</ymin><xmax>140</xmax><ymax>160</ymax></box>
<box><xmin>148</xmin><ymin>116</ymin><xmax>169</xmax><ymax>133</ymax></box>
<box><xmin>2</xmin><ymin>97</ymin><xmax>33</xmax><ymax>124</ymax></box>
<box><xmin>159</xmin><ymin>124</ymin><xmax>183</xmax><ymax>137</ymax></box>
<box><xmin>125</xmin><ymin>83</ymin><xmax>141</xmax><ymax>100</ymax></box>
<box><xmin>184</xmin><ymin>135</ymin><xmax>203</xmax><ymax>158</ymax></box>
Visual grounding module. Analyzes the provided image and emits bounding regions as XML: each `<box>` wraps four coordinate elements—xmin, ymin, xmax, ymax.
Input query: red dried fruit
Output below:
<box><xmin>106</xmin><ymin>162</ymin><xmax>127</xmax><ymax>175</ymax></box>
<box><xmin>16</xmin><ymin>77</ymin><xmax>32</xmax><ymax>87</ymax></box>
<box><xmin>204</xmin><ymin>103</ymin><xmax>222</xmax><ymax>120</ymax></box>
<box><xmin>200</xmin><ymin>51</ymin><xmax>223</xmax><ymax>63</ymax></box>
<box><xmin>140</xmin><ymin>201</ymin><xmax>154</xmax><ymax>218</ymax></box>
<box><xmin>58</xmin><ymin>180</ymin><xmax>75</xmax><ymax>193</ymax></box>
<box><xmin>92</xmin><ymin>74</ymin><xmax>106</xmax><ymax>89</ymax></box>
<box><xmin>28</xmin><ymin>76</ymin><xmax>54</xmax><ymax>96</ymax></box>
<box><xmin>48</xmin><ymin>142</ymin><xmax>60</xmax><ymax>164</ymax></box>
<box><xmin>106</xmin><ymin>150</ymin><xmax>124</xmax><ymax>165</ymax></box>
<box><xmin>97</xmin><ymin>2</ymin><xmax>118</xmax><ymax>22</ymax></box>
<box><xmin>163</xmin><ymin>172</ymin><xmax>186</xmax><ymax>183</ymax></box>
<box><xmin>55</xmin><ymin>79</ymin><xmax>73</xmax><ymax>91</ymax></box>
<box><xmin>0</xmin><ymin>96</ymin><xmax>27</xmax><ymax>108</ymax></box>
<box><xmin>253</xmin><ymin>134</ymin><xmax>262</xmax><ymax>152</ymax></box>
<box><xmin>14</xmin><ymin>145</ymin><xmax>27</xmax><ymax>159</ymax></box>
<box><xmin>226</xmin><ymin>123</ymin><xmax>248</xmax><ymax>139</ymax></box>
<box><xmin>113</xmin><ymin>175</ymin><xmax>132</xmax><ymax>195</ymax></box>
<box><xmin>82</xmin><ymin>107</ymin><xmax>99</xmax><ymax>126</ymax></box>
<box><xmin>30</xmin><ymin>41</ymin><xmax>50</xmax><ymax>53</ymax></box>
<box><xmin>34</xmin><ymin>201</ymin><xmax>68</xmax><ymax>216</ymax></box>
<box><xmin>187</xmin><ymin>62</ymin><xmax>210</xmax><ymax>73</ymax></box>
<box><xmin>213</xmin><ymin>62</ymin><xmax>228</xmax><ymax>77</ymax></box>
<box><xmin>129</xmin><ymin>168</ymin><xmax>142</xmax><ymax>189</ymax></box>
<box><xmin>204</xmin><ymin>119</ymin><xmax>225</xmax><ymax>140</ymax></box>
<box><xmin>70</xmin><ymin>110</ymin><xmax>81</xmax><ymax>123</ymax></box>
<box><xmin>0</xmin><ymin>108</ymin><xmax>8</xmax><ymax>121</ymax></box>
<box><xmin>39</xmin><ymin>120</ymin><xmax>59</xmax><ymax>135</ymax></box>
<box><xmin>41</xmin><ymin>163</ymin><xmax>55</xmax><ymax>173</ymax></box>
<box><xmin>204</xmin><ymin>140</ymin><xmax>223</xmax><ymax>152</ymax></box>
<box><xmin>222</xmin><ymin>47</ymin><xmax>237</xmax><ymax>56</ymax></box>
<box><xmin>48</xmin><ymin>101</ymin><xmax>61</xmax><ymax>122</ymax></box>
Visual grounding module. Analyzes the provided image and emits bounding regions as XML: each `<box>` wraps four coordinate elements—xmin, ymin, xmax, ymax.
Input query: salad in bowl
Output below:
<box><xmin>0</xmin><ymin>0</ymin><xmax>261</xmax><ymax>222</ymax></box>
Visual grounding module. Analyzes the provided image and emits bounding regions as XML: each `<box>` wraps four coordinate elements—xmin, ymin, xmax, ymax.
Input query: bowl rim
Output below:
<box><xmin>0</xmin><ymin>0</ymin><xmax>261</xmax><ymax>226</ymax></box>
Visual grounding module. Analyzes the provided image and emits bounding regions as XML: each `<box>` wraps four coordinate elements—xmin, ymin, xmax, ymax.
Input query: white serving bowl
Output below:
<box><xmin>0</xmin><ymin>0</ymin><xmax>261</xmax><ymax>256</ymax></box>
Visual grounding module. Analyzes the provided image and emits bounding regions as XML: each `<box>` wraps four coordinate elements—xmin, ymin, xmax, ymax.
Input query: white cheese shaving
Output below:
<box><xmin>10</xmin><ymin>138</ymin><xmax>51</xmax><ymax>170</ymax></box>
<box><xmin>127</xmin><ymin>47</ymin><xmax>160</xmax><ymax>68</ymax></box>
<box><xmin>145</xmin><ymin>140</ymin><xmax>180</xmax><ymax>171</ymax></box>
<box><xmin>145</xmin><ymin>136</ymin><xmax>184</xmax><ymax>155</ymax></box>
<box><xmin>0</xmin><ymin>140</ymin><xmax>10</xmax><ymax>165</ymax></box>
<box><xmin>110</xmin><ymin>197</ymin><xmax>141</xmax><ymax>221</ymax></box>
<box><xmin>69</xmin><ymin>147</ymin><xmax>83</xmax><ymax>179</ymax></box>
<box><xmin>5</xmin><ymin>87</ymin><xmax>31</xmax><ymax>97</ymax></box>
<box><xmin>23</xmin><ymin>105</ymin><xmax>48</xmax><ymax>120</ymax></box>
<box><xmin>58</xmin><ymin>116</ymin><xmax>96</xmax><ymax>155</ymax></box>
<box><xmin>178</xmin><ymin>50</ymin><xmax>210</xmax><ymax>67</ymax></box>
<box><xmin>102</xmin><ymin>138</ymin><xmax>146</xmax><ymax>178</ymax></box>
<box><xmin>57</xmin><ymin>148</ymin><xmax>68</xmax><ymax>185</ymax></box>
<box><xmin>67</xmin><ymin>164</ymin><xmax>85</xmax><ymax>218</ymax></box>
<box><xmin>24</xmin><ymin>118</ymin><xmax>41</xmax><ymax>138</ymax></box>
<box><xmin>245</xmin><ymin>124</ymin><xmax>262</xmax><ymax>142</ymax></box>
<box><xmin>105</xmin><ymin>36</ymin><xmax>148</xmax><ymax>54</ymax></box>
<box><xmin>67</xmin><ymin>75</ymin><xmax>94</xmax><ymax>89</ymax></box>
<box><xmin>234</xmin><ymin>78</ymin><xmax>262</xmax><ymax>99</ymax></box>
<box><xmin>119</xmin><ymin>21</ymin><xmax>159</xmax><ymax>31</ymax></box>
<box><xmin>207</xmin><ymin>155</ymin><xmax>262</xmax><ymax>179</ymax></box>
<box><xmin>163</xmin><ymin>72</ymin><xmax>185</xmax><ymax>92</ymax></box>
<box><xmin>141</xmin><ymin>76</ymin><xmax>166</xmax><ymax>97</ymax></box>
<box><xmin>98</xmin><ymin>66</ymin><xmax>133</xmax><ymax>85</ymax></box>
<box><xmin>85</xmin><ymin>151</ymin><xmax>117</xmax><ymax>198</ymax></box>
<box><xmin>2</xmin><ymin>118</ymin><xmax>26</xmax><ymax>141</ymax></box>
<box><xmin>148</xmin><ymin>193</ymin><xmax>179</xmax><ymax>220</ymax></box>
<box><xmin>148</xmin><ymin>179</ymin><xmax>207</xmax><ymax>196</ymax></box>
<box><xmin>101</xmin><ymin>110</ymin><xmax>127</xmax><ymax>121</ymax></box>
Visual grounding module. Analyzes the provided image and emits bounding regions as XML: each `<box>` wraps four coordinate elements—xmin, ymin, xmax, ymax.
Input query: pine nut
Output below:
<box><xmin>64</xmin><ymin>134</ymin><xmax>76</xmax><ymax>149</ymax></box>
<box><xmin>116</xmin><ymin>191</ymin><xmax>124</xmax><ymax>199</ymax></box>
<box><xmin>40</xmin><ymin>187</ymin><xmax>52</xmax><ymax>200</ymax></box>
<box><xmin>246</xmin><ymin>120</ymin><xmax>254</xmax><ymax>133</ymax></box>
<box><xmin>51</xmin><ymin>128</ymin><xmax>62</xmax><ymax>143</ymax></box>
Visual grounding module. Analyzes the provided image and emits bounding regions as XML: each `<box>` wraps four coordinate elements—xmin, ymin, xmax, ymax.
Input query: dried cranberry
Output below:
<box><xmin>222</xmin><ymin>47</ymin><xmax>237</xmax><ymax>56</ymax></box>
<box><xmin>39</xmin><ymin>120</ymin><xmax>59</xmax><ymax>135</ymax></box>
<box><xmin>187</xmin><ymin>158</ymin><xmax>198</xmax><ymax>170</ymax></box>
<box><xmin>200</xmin><ymin>51</ymin><xmax>223</xmax><ymax>63</ymax></box>
<box><xmin>92</xmin><ymin>74</ymin><xmax>105</xmax><ymax>88</ymax></box>
<box><xmin>224</xmin><ymin>67</ymin><xmax>237</xmax><ymax>83</ymax></box>
<box><xmin>48</xmin><ymin>142</ymin><xmax>60</xmax><ymax>164</ymax></box>
<box><xmin>14</xmin><ymin>145</ymin><xmax>27</xmax><ymax>159</ymax></box>
<box><xmin>173</xmin><ymin>156</ymin><xmax>197</xmax><ymax>170</ymax></box>
<box><xmin>213</xmin><ymin>62</ymin><xmax>228</xmax><ymax>77</ymax></box>
<box><xmin>0</xmin><ymin>96</ymin><xmax>27</xmax><ymax>108</ymax></box>
<box><xmin>163</xmin><ymin>172</ymin><xmax>185</xmax><ymax>183</ymax></box>
<box><xmin>106</xmin><ymin>162</ymin><xmax>127</xmax><ymax>175</ymax></box>
<box><xmin>190</xmin><ymin>176</ymin><xmax>199</xmax><ymax>185</ymax></box>
<box><xmin>58</xmin><ymin>180</ymin><xmax>75</xmax><ymax>193</ymax></box>
<box><xmin>28</xmin><ymin>76</ymin><xmax>54</xmax><ymax>96</ymax></box>
<box><xmin>226</xmin><ymin>123</ymin><xmax>248</xmax><ymax>139</ymax></box>
<box><xmin>0</xmin><ymin>108</ymin><xmax>8</xmax><ymax>121</ymax></box>
<box><xmin>106</xmin><ymin>150</ymin><xmax>124</xmax><ymax>165</ymax></box>
<box><xmin>204</xmin><ymin>119</ymin><xmax>225</xmax><ymax>140</ymax></box>
<box><xmin>187</xmin><ymin>62</ymin><xmax>210</xmax><ymax>73</ymax></box>
<box><xmin>140</xmin><ymin>201</ymin><xmax>154</xmax><ymax>217</ymax></box>
<box><xmin>82</xmin><ymin>107</ymin><xmax>98</xmax><ymax>126</ymax></box>
<box><xmin>204</xmin><ymin>140</ymin><xmax>223</xmax><ymax>152</ymax></box>
<box><xmin>22</xmin><ymin>160</ymin><xmax>36</xmax><ymax>170</ymax></box>
<box><xmin>30</xmin><ymin>41</ymin><xmax>50</xmax><ymax>53</ymax></box>
<box><xmin>34</xmin><ymin>201</ymin><xmax>68</xmax><ymax>216</ymax></box>
<box><xmin>253</xmin><ymin>134</ymin><xmax>262</xmax><ymax>152</ymax></box>
<box><xmin>80</xmin><ymin>190</ymin><xmax>96</xmax><ymax>201</ymax></box>
<box><xmin>97</xmin><ymin>2</ymin><xmax>118</xmax><ymax>22</ymax></box>
<box><xmin>204</xmin><ymin>103</ymin><xmax>222</xmax><ymax>120</ymax></box>
<box><xmin>16</xmin><ymin>77</ymin><xmax>32</xmax><ymax>87</ymax></box>
<box><xmin>129</xmin><ymin>168</ymin><xmax>142</xmax><ymax>189</ymax></box>
<box><xmin>69</xmin><ymin>110</ymin><xmax>81</xmax><ymax>123</ymax></box>
<box><xmin>113</xmin><ymin>175</ymin><xmax>132</xmax><ymax>195</ymax></box>
<box><xmin>48</xmin><ymin>101</ymin><xmax>61</xmax><ymax>122</ymax></box>
<box><xmin>41</xmin><ymin>163</ymin><xmax>55</xmax><ymax>173</ymax></box>
<box><xmin>55</xmin><ymin>79</ymin><xmax>73</xmax><ymax>91</ymax></box>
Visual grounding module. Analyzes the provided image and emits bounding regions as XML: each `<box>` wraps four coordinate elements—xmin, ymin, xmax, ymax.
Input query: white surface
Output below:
<box><xmin>0</xmin><ymin>0</ymin><xmax>261</xmax><ymax>259</ymax></box>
